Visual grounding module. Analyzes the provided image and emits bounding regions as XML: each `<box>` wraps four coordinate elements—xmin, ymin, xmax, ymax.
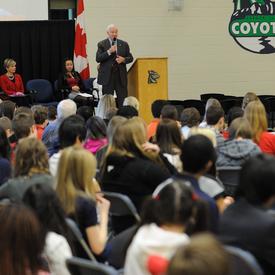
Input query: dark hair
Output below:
<box><xmin>156</xmin><ymin>119</ymin><xmax>182</xmax><ymax>154</ymax></box>
<box><xmin>86</xmin><ymin>116</ymin><xmax>107</xmax><ymax>140</ymax></box>
<box><xmin>236</xmin><ymin>154</ymin><xmax>275</xmax><ymax>205</ymax></box>
<box><xmin>228</xmin><ymin>117</ymin><xmax>252</xmax><ymax>139</ymax></box>
<box><xmin>23</xmin><ymin>183</ymin><xmax>73</xmax><ymax>247</ymax></box>
<box><xmin>206</xmin><ymin>105</ymin><xmax>224</xmax><ymax>126</ymax></box>
<box><xmin>181</xmin><ymin>135</ymin><xmax>216</xmax><ymax>174</ymax></box>
<box><xmin>12</xmin><ymin>113</ymin><xmax>35</xmax><ymax>139</ymax></box>
<box><xmin>0</xmin><ymin>126</ymin><xmax>10</xmax><ymax>159</ymax></box>
<box><xmin>76</xmin><ymin>106</ymin><xmax>94</xmax><ymax>122</ymax></box>
<box><xmin>59</xmin><ymin>115</ymin><xmax>86</xmax><ymax>149</ymax></box>
<box><xmin>63</xmin><ymin>57</ymin><xmax>75</xmax><ymax>73</ymax></box>
<box><xmin>47</xmin><ymin>105</ymin><xmax>57</xmax><ymax>121</ymax></box>
<box><xmin>180</xmin><ymin>107</ymin><xmax>201</xmax><ymax>128</ymax></box>
<box><xmin>117</xmin><ymin>105</ymin><xmax>138</xmax><ymax>118</ymax></box>
<box><xmin>31</xmin><ymin>105</ymin><xmax>48</xmax><ymax>125</ymax></box>
<box><xmin>227</xmin><ymin>106</ymin><xmax>244</xmax><ymax>127</ymax></box>
<box><xmin>161</xmin><ymin>105</ymin><xmax>178</xmax><ymax>120</ymax></box>
<box><xmin>151</xmin><ymin>100</ymin><xmax>167</xmax><ymax>118</ymax></box>
<box><xmin>0</xmin><ymin>204</ymin><xmax>46</xmax><ymax>275</ymax></box>
<box><xmin>0</xmin><ymin>100</ymin><xmax>16</xmax><ymax>120</ymax></box>
<box><xmin>141</xmin><ymin>179</ymin><xmax>209</xmax><ymax>234</ymax></box>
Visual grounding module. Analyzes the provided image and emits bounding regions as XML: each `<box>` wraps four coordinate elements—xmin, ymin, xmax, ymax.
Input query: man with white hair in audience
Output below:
<box><xmin>42</xmin><ymin>99</ymin><xmax>77</xmax><ymax>156</ymax></box>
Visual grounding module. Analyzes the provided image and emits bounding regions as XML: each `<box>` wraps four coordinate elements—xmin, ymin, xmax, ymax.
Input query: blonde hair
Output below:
<box><xmin>123</xmin><ymin>96</ymin><xmax>140</xmax><ymax>111</ymax></box>
<box><xmin>189</xmin><ymin>127</ymin><xmax>217</xmax><ymax>147</ymax></box>
<box><xmin>3</xmin><ymin>58</ymin><xmax>16</xmax><ymax>70</ymax></box>
<box><xmin>14</xmin><ymin>137</ymin><xmax>49</xmax><ymax>177</ymax></box>
<box><xmin>242</xmin><ymin>92</ymin><xmax>258</xmax><ymax>110</ymax></box>
<box><xmin>56</xmin><ymin>146</ymin><xmax>97</xmax><ymax>214</ymax></box>
<box><xmin>96</xmin><ymin>95</ymin><xmax>117</xmax><ymax>119</ymax></box>
<box><xmin>244</xmin><ymin>100</ymin><xmax>267</xmax><ymax>143</ymax></box>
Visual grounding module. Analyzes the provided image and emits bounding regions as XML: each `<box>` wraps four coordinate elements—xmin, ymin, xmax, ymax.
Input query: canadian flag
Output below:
<box><xmin>74</xmin><ymin>0</ymin><xmax>90</xmax><ymax>79</ymax></box>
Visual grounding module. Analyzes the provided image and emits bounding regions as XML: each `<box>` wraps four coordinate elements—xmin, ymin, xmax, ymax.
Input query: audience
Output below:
<box><xmin>0</xmin><ymin>126</ymin><xmax>11</xmax><ymax>185</ymax></box>
<box><xmin>0</xmin><ymin>116</ymin><xmax>12</xmax><ymax>138</ymax></box>
<box><xmin>155</xmin><ymin>118</ymin><xmax>183</xmax><ymax>172</ymax></box>
<box><xmin>124</xmin><ymin>180</ymin><xmax>209</xmax><ymax>275</ymax></box>
<box><xmin>56</xmin><ymin>146</ymin><xmax>110</xmax><ymax>258</ymax></box>
<box><xmin>219</xmin><ymin>154</ymin><xmax>275</xmax><ymax>274</ymax></box>
<box><xmin>161</xmin><ymin>104</ymin><xmax>178</xmax><ymax>121</ymax></box>
<box><xmin>205</xmin><ymin>105</ymin><xmax>225</xmax><ymax>147</ymax></box>
<box><xmin>84</xmin><ymin>116</ymin><xmax>108</xmax><ymax>155</ymax></box>
<box><xmin>49</xmin><ymin>115</ymin><xmax>86</xmax><ymax>177</ymax></box>
<box><xmin>96</xmin><ymin>94</ymin><xmax>116</xmax><ymax>120</ymax></box>
<box><xmin>223</xmin><ymin>106</ymin><xmax>244</xmax><ymax>139</ymax></box>
<box><xmin>200</xmin><ymin>98</ymin><xmax>221</xmax><ymax>128</ymax></box>
<box><xmin>117</xmin><ymin>105</ymin><xmax>138</xmax><ymax>118</ymax></box>
<box><xmin>0</xmin><ymin>137</ymin><xmax>53</xmax><ymax>201</ymax></box>
<box><xmin>47</xmin><ymin>105</ymin><xmax>57</xmax><ymax>123</ymax></box>
<box><xmin>23</xmin><ymin>183</ymin><xmax>72</xmax><ymax>275</ymax></box>
<box><xmin>244</xmin><ymin>100</ymin><xmax>275</xmax><ymax>155</ymax></box>
<box><xmin>147</xmin><ymin>99</ymin><xmax>167</xmax><ymax>140</ymax></box>
<box><xmin>123</xmin><ymin>96</ymin><xmax>140</xmax><ymax>111</ymax></box>
<box><xmin>180</xmin><ymin>107</ymin><xmax>200</xmax><ymax>139</ymax></box>
<box><xmin>242</xmin><ymin>92</ymin><xmax>258</xmax><ymax>110</ymax></box>
<box><xmin>76</xmin><ymin>105</ymin><xmax>94</xmax><ymax>122</ymax></box>
<box><xmin>0</xmin><ymin>203</ymin><xmax>49</xmax><ymax>275</ymax></box>
<box><xmin>31</xmin><ymin>105</ymin><xmax>48</xmax><ymax>140</ymax></box>
<box><xmin>0</xmin><ymin>100</ymin><xmax>16</xmax><ymax>120</ymax></box>
<box><xmin>100</xmin><ymin>117</ymin><xmax>171</xmax><ymax>211</ymax></box>
<box><xmin>217</xmin><ymin>117</ymin><xmax>260</xmax><ymax>167</ymax></box>
<box><xmin>167</xmin><ymin>234</ymin><xmax>230</xmax><ymax>275</ymax></box>
<box><xmin>42</xmin><ymin>99</ymin><xmax>77</xmax><ymax>156</ymax></box>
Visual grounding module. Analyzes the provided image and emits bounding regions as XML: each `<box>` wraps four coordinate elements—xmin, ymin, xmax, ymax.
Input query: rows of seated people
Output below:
<box><xmin>0</xmin><ymin>84</ymin><xmax>275</xmax><ymax>275</ymax></box>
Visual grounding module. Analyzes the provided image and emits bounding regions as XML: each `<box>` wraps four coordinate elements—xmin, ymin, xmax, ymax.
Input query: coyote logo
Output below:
<box><xmin>148</xmin><ymin>70</ymin><xmax>160</xmax><ymax>84</ymax></box>
<box><xmin>229</xmin><ymin>0</ymin><xmax>275</xmax><ymax>53</ymax></box>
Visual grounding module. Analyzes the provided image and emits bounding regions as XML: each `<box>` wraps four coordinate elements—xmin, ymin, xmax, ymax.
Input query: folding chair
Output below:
<box><xmin>103</xmin><ymin>192</ymin><xmax>140</xmax><ymax>235</ymax></box>
<box><xmin>217</xmin><ymin>167</ymin><xmax>241</xmax><ymax>197</ymax></box>
<box><xmin>225</xmin><ymin>246</ymin><xmax>263</xmax><ymax>275</ymax></box>
<box><xmin>66</xmin><ymin>257</ymin><xmax>118</xmax><ymax>275</ymax></box>
<box><xmin>66</xmin><ymin>218</ymin><xmax>97</xmax><ymax>262</ymax></box>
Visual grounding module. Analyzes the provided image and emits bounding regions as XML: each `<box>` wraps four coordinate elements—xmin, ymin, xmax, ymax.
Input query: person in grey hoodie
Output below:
<box><xmin>217</xmin><ymin>117</ymin><xmax>261</xmax><ymax>167</ymax></box>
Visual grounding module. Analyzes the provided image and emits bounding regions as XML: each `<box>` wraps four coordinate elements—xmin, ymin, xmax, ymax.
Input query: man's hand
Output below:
<box><xmin>116</xmin><ymin>55</ymin><xmax>125</xmax><ymax>64</ymax></box>
<box><xmin>109</xmin><ymin>45</ymin><xmax>117</xmax><ymax>54</ymax></box>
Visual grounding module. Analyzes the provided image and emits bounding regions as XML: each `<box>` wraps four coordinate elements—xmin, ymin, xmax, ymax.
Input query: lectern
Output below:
<box><xmin>127</xmin><ymin>57</ymin><xmax>168</xmax><ymax>123</ymax></box>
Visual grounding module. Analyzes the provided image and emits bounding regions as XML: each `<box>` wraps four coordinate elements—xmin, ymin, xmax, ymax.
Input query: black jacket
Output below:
<box><xmin>219</xmin><ymin>198</ymin><xmax>275</xmax><ymax>275</ymax></box>
<box><xmin>57</xmin><ymin>71</ymin><xmax>85</xmax><ymax>92</ymax></box>
<box><xmin>100</xmin><ymin>154</ymin><xmax>170</xmax><ymax>212</ymax></box>
<box><xmin>96</xmin><ymin>38</ymin><xmax>133</xmax><ymax>87</ymax></box>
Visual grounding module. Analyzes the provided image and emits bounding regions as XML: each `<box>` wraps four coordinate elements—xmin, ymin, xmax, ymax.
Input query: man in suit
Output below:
<box><xmin>219</xmin><ymin>154</ymin><xmax>275</xmax><ymax>275</ymax></box>
<box><xmin>96</xmin><ymin>24</ymin><xmax>133</xmax><ymax>107</ymax></box>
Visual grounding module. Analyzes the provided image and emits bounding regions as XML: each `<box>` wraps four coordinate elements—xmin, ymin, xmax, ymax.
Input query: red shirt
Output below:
<box><xmin>258</xmin><ymin>131</ymin><xmax>275</xmax><ymax>155</ymax></box>
<box><xmin>147</xmin><ymin>118</ymin><xmax>160</xmax><ymax>140</ymax></box>
<box><xmin>36</xmin><ymin>124</ymin><xmax>45</xmax><ymax>140</ymax></box>
<box><xmin>0</xmin><ymin>74</ymin><xmax>24</xmax><ymax>95</ymax></box>
<box><xmin>66</xmin><ymin>77</ymin><xmax>80</xmax><ymax>89</ymax></box>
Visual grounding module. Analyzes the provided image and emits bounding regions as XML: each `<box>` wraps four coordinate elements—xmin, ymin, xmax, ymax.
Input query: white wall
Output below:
<box><xmin>84</xmin><ymin>0</ymin><xmax>275</xmax><ymax>100</ymax></box>
<box><xmin>0</xmin><ymin>0</ymin><xmax>48</xmax><ymax>20</ymax></box>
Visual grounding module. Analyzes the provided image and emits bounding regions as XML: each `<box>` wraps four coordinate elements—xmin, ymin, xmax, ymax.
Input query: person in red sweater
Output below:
<box><xmin>0</xmin><ymin>58</ymin><xmax>24</xmax><ymax>96</ymax></box>
<box><xmin>244</xmin><ymin>100</ymin><xmax>275</xmax><ymax>155</ymax></box>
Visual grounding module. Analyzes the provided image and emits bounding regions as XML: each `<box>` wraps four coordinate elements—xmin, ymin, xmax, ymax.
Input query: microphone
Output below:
<box><xmin>112</xmin><ymin>37</ymin><xmax>117</xmax><ymax>46</ymax></box>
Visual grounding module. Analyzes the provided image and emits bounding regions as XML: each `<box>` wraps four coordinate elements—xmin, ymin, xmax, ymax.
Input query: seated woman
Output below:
<box><xmin>100</xmin><ymin>117</ymin><xmax>171</xmax><ymax>212</ymax></box>
<box><xmin>57</xmin><ymin>58</ymin><xmax>92</xmax><ymax>106</ymax></box>
<box><xmin>0</xmin><ymin>58</ymin><xmax>24</xmax><ymax>97</ymax></box>
<box><xmin>56</xmin><ymin>145</ymin><xmax>110</xmax><ymax>259</ymax></box>
<box><xmin>124</xmin><ymin>180</ymin><xmax>209</xmax><ymax>275</ymax></box>
<box><xmin>0</xmin><ymin>203</ymin><xmax>50</xmax><ymax>275</ymax></box>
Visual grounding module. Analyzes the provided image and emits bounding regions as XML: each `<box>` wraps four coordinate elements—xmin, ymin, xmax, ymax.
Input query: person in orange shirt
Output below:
<box><xmin>31</xmin><ymin>105</ymin><xmax>48</xmax><ymax>140</ymax></box>
<box><xmin>147</xmin><ymin>100</ymin><xmax>167</xmax><ymax>141</ymax></box>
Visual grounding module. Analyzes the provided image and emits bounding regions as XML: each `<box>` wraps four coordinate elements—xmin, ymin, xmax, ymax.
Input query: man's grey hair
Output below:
<box><xmin>106</xmin><ymin>24</ymin><xmax>117</xmax><ymax>32</ymax></box>
<box><xmin>57</xmin><ymin>99</ymin><xmax>77</xmax><ymax>120</ymax></box>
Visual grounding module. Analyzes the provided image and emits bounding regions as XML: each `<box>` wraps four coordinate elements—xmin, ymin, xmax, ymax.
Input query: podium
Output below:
<box><xmin>127</xmin><ymin>57</ymin><xmax>168</xmax><ymax>123</ymax></box>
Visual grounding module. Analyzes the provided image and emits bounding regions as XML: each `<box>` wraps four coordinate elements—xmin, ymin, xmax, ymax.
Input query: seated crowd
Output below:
<box><xmin>0</xmin><ymin>60</ymin><xmax>275</xmax><ymax>275</ymax></box>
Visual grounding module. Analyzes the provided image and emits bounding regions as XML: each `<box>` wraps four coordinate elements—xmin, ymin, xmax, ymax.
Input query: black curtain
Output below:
<box><xmin>0</xmin><ymin>20</ymin><xmax>75</xmax><ymax>86</ymax></box>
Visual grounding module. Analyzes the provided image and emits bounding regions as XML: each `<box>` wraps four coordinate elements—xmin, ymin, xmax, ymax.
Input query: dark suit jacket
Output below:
<box><xmin>96</xmin><ymin>38</ymin><xmax>133</xmax><ymax>87</ymax></box>
<box><xmin>219</xmin><ymin>198</ymin><xmax>275</xmax><ymax>275</ymax></box>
